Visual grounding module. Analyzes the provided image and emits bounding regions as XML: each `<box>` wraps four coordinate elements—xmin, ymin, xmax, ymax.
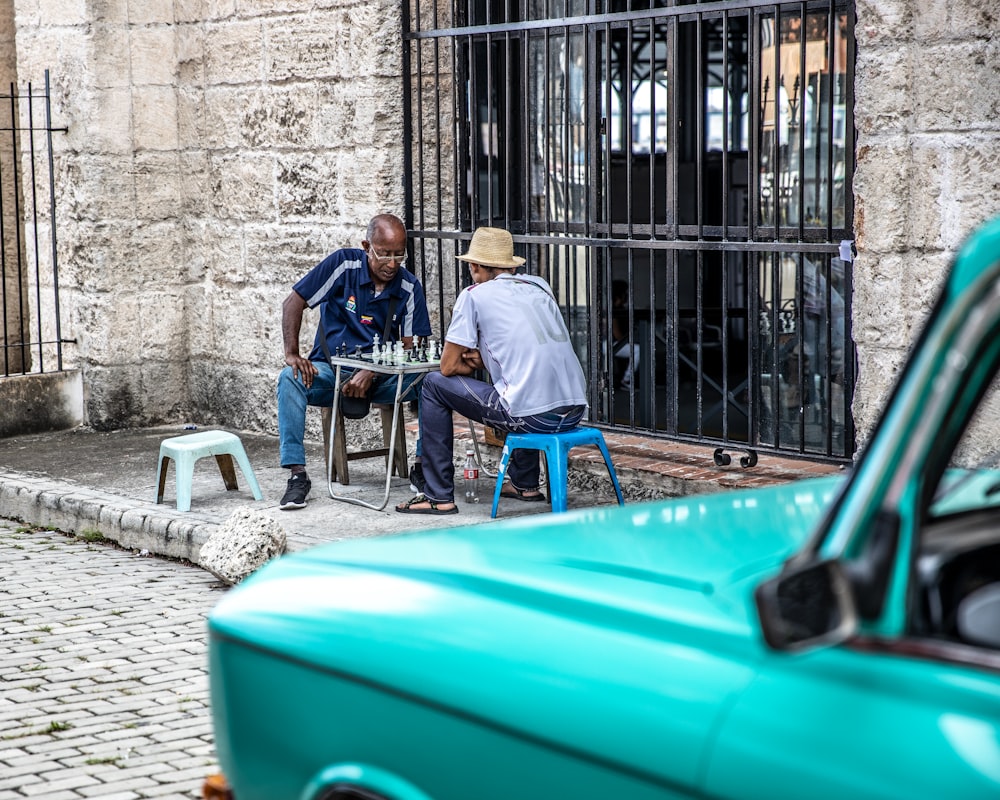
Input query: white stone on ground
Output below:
<box><xmin>198</xmin><ymin>507</ymin><xmax>287</xmax><ymax>584</ymax></box>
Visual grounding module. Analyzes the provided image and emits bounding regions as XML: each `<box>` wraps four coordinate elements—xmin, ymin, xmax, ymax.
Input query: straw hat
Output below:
<box><xmin>456</xmin><ymin>227</ymin><xmax>525</xmax><ymax>268</ymax></box>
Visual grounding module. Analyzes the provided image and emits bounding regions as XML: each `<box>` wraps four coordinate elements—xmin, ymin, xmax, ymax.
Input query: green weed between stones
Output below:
<box><xmin>84</xmin><ymin>755</ymin><xmax>121</xmax><ymax>766</ymax></box>
<box><xmin>46</xmin><ymin>720</ymin><xmax>73</xmax><ymax>734</ymax></box>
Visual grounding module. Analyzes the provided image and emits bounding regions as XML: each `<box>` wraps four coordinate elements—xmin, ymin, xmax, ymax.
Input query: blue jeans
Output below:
<box><xmin>277</xmin><ymin>361</ymin><xmax>423</xmax><ymax>469</ymax></box>
<box><xmin>419</xmin><ymin>371</ymin><xmax>585</xmax><ymax>503</ymax></box>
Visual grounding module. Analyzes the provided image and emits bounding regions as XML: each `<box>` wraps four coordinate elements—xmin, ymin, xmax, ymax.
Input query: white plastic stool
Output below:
<box><xmin>155</xmin><ymin>430</ymin><xmax>263</xmax><ymax>512</ymax></box>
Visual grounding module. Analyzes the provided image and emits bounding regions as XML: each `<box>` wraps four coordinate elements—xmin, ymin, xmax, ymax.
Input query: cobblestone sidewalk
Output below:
<box><xmin>0</xmin><ymin>519</ymin><xmax>228</xmax><ymax>799</ymax></box>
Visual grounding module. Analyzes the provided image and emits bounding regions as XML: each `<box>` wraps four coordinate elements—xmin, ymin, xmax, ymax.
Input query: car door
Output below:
<box><xmin>703</xmin><ymin>223</ymin><xmax>1000</xmax><ymax>799</ymax></box>
<box><xmin>702</xmin><ymin>640</ymin><xmax>1000</xmax><ymax>799</ymax></box>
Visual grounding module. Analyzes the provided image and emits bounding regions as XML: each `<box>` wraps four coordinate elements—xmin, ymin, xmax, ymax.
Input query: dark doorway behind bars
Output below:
<box><xmin>0</xmin><ymin>71</ymin><xmax>64</xmax><ymax>379</ymax></box>
<box><xmin>403</xmin><ymin>0</ymin><xmax>856</xmax><ymax>462</ymax></box>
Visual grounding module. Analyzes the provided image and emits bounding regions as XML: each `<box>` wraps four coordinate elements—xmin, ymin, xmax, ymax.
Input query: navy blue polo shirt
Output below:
<box><xmin>294</xmin><ymin>248</ymin><xmax>432</xmax><ymax>362</ymax></box>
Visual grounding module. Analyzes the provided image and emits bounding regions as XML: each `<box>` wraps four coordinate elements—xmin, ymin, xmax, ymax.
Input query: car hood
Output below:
<box><xmin>210</xmin><ymin>475</ymin><xmax>842</xmax><ymax>788</ymax></box>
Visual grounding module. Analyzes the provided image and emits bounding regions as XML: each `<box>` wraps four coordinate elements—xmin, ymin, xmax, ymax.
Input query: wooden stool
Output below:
<box><xmin>321</xmin><ymin>404</ymin><xmax>409</xmax><ymax>485</ymax></box>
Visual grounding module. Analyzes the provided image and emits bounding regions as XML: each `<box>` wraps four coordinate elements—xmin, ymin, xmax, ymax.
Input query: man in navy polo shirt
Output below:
<box><xmin>276</xmin><ymin>213</ymin><xmax>432</xmax><ymax>510</ymax></box>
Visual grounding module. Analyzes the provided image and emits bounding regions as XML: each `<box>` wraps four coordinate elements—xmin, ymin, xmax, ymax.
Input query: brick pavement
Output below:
<box><xmin>0</xmin><ymin>519</ymin><xmax>227</xmax><ymax>799</ymax></box>
<box><xmin>0</xmin><ymin>427</ymin><xmax>846</xmax><ymax>797</ymax></box>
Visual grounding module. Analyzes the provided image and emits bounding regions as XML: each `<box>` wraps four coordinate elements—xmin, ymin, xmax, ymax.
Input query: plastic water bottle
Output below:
<box><xmin>463</xmin><ymin>449</ymin><xmax>480</xmax><ymax>503</ymax></box>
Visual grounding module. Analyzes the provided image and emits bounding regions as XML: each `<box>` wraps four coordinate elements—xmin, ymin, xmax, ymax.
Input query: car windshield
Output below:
<box><xmin>913</xmin><ymin>344</ymin><xmax>1000</xmax><ymax>649</ymax></box>
<box><xmin>931</xmin><ymin>467</ymin><xmax>1000</xmax><ymax>516</ymax></box>
<box><xmin>928</xmin><ymin>373</ymin><xmax>1000</xmax><ymax>518</ymax></box>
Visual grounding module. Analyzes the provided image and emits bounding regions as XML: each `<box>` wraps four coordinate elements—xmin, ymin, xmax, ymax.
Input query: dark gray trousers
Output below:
<box><xmin>419</xmin><ymin>371</ymin><xmax>584</xmax><ymax>502</ymax></box>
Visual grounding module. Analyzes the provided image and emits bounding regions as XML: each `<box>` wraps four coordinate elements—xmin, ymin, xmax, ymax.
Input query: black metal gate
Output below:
<box><xmin>403</xmin><ymin>0</ymin><xmax>855</xmax><ymax>462</ymax></box>
<box><xmin>0</xmin><ymin>70</ymin><xmax>65</xmax><ymax>378</ymax></box>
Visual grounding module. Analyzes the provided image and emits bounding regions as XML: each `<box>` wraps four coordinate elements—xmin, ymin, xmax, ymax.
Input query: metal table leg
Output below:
<box><xmin>327</xmin><ymin>371</ymin><xmax>423</xmax><ymax>512</ymax></box>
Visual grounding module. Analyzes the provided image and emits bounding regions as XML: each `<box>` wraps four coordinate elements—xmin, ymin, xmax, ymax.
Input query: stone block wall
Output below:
<box><xmin>12</xmin><ymin>0</ymin><xmax>409</xmax><ymax>437</ymax></box>
<box><xmin>6</xmin><ymin>0</ymin><xmax>1000</xmax><ymax>452</ymax></box>
<box><xmin>0</xmin><ymin>0</ymin><xmax>27</xmax><ymax>374</ymax></box>
<box><xmin>852</xmin><ymin>0</ymin><xmax>1000</xmax><ymax>443</ymax></box>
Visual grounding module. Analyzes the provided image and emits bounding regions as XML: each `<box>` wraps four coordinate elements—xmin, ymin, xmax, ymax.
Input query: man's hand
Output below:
<box><xmin>441</xmin><ymin>341</ymin><xmax>477</xmax><ymax>376</ymax></box>
<box><xmin>343</xmin><ymin>369</ymin><xmax>375</xmax><ymax>397</ymax></box>
<box><xmin>461</xmin><ymin>349</ymin><xmax>484</xmax><ymax>370</ymax></box>
<box><xmin>286</xmin><ymin>354</ymin><xmax>319</xmax><ymax>388</ymax></box>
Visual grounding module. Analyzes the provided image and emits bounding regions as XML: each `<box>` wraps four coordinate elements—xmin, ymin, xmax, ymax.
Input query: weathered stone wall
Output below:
<box><xmin>852</xmin><ymin>0</ymin><xmax>1000</xmax><ymax>445</ymax></box>
<box><xmin>0</xmin><ymin>0</ymin><xmax>27</xmax><ymax>374</ymax></box>
<box><xmin>12</xmin><ymin>0</ymin><xmax>408</xmax><ymax>437</ymax></box>
<box><xmin>7</xmin><ymin>0</ymin><xmax>1000</xmax><ymax>452</ymax></box>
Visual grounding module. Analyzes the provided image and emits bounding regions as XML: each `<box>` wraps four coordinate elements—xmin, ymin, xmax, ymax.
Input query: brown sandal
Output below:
<box><xmin>395</xmin><ymin>494</ymin><xmax>459</xmax><ymax>515</ymax></box>
<box><xmin>500</xmin><ymin>485</ymin><xmax>546</xmax><ymax>503</ymax></box>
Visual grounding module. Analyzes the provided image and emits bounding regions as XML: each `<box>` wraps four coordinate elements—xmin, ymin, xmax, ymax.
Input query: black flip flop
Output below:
<box><xmin>500</xmin><ymin>485</ymin><xmax>546</xmax><ymax>503</ymax></box>
<box><xmin>395</xmin><ymin>494</ymin><xmax>459</xmax><ymax>515</ymax></box>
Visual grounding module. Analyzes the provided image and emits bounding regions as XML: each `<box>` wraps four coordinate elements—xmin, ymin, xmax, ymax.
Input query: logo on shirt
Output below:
<box><xmin>360</xmin><ymin>315</ymin><xmax>374</xmax><ymax>326</ymax></box>
<box><xmin>345</xmin><ymin>295</ymin><xmax>357</xmax><ymax>313</ymax></box>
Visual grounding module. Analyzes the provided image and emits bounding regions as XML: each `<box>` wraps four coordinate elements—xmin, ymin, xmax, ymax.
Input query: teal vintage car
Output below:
<box><xmin>207</xmin><ymin>219</ymin><xmax>1000</xmax><ymax>800</ymax></box>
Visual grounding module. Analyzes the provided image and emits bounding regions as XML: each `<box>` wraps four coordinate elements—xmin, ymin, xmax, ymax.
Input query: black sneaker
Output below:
<box><xmin>409</xmin><ymin>462</ymin><xmax>426</xmax><ymax>494</ymax></box>
<box><xmin>280</xmin><ymin>473</ymin><xmax>311</xmax><ymax>510</ymax></box>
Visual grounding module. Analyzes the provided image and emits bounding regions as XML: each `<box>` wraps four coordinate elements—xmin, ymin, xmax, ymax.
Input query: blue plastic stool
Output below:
<box><xmin>155</xmin><ymin>430</ymin><xmax>263</xmax><ymax>512</ymax></box>
<box><xmin>491</xmin><ymin>427</ymin><xmax>625</xmax><ymax>518</ymax></box>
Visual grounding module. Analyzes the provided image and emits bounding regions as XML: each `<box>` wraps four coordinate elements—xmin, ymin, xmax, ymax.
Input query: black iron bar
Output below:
<box><xmin>486</xmin><ymin>33</ymin><xmax>496</xmax><ymax>222</ymax></box>
<box><xmin>583</xmin><ymin>28</ymin><xmax>592</xmax><ymax>238</ymax></box>
<box><xmin>602</xmin><ymin>23</ymin><xmax>612</xmax><ymax>235</ymax></box>
<box><xmin>543</xmin><ymin>25</ymin><xmax>552</xmax><ymax>234</ymax></box>
<box><xmin>795</xmin><ymin>251</ymin><xmax>806</xmax><ymax>452</ymax></box>
<box><xmin>503</xmin><ymin>30</ymin><xmax>513</xmax><ymax>231</ymax></box>
<box><xmin>695</xmin><ymin>248</ymin><xmax>705</xmax><ymax>436</ymax></box>
<box><xmin>626</xmin><ymin>245</ymin><xmax>635</xmax><ymax>423</ymax></box>
<box><xmin>666</xmin><ymin>15</ymin><xmax>677</xmax><ymax>238</ymax></box>
<box><xmin>520</xmin><ymin>28</ymin><xmax>530</xmax><ymax>238</ymax></box>
<box><xmin>560</xmin><ymin>25</ymin><xmax>570</xmax><ymax>236</ymax></box>
<box><xmin>646</xmin><ymin>247</ymin><xmax>656</xmax><ymax>432</ymax></box>
<box><xmin>844</xmin><ymin>6</ymin><xmax>856</xmax><ymax>233</ymax></box>
<box><xmin>27</xmin><ymin>81</ymin><xmax>45</xmax><ymax>373</ymax></box>
<box><xmin>749</xmin><ymin>8</ymin><xmax>761</xmax><ymax>239</ymax></box>
<box><xmin>0</xmin><ymin>86</ymin><xmax>8</xmax><ymax>377</ymax></box>
<box><xmin>772</xmin><ymin>7</ymin><xmax>782</xmax><ymax>238</ymax></box>
<box><xmin>797</xmin><ymin>3</ymin><xmax>806</xmax><ymax>241</ymax></box>
<box><xmin>625</xmin><ymin>23</ymin><xmax>633</xmax><ymax>239</ymax></box>
<box><xmin>826</xmin><ymin>2</ymin><xmax>835</xmax><ymax>237</ymax></box>
<box><xmin>646</xmin><ymin>17</ymin><xmax>655</xmax><ymax>238</ymax></box>
<box><xmin>695</xmin><ymin>11</ymin><xmax>704</xmax><ymax>240</ymax></box>
<box><xmin>9</xmin><ymin>83</ymin><xmax>26</xmax><ymax>373</ymax></box>
<box><xmin>402</xmin><ymin>0</ymin><xmax>418</xmax><ymax>267</ymax></box>
<box><xmin>721</xmin><ymin>11</ymin><xmax>730</xmax><ymax>238</ymax></box>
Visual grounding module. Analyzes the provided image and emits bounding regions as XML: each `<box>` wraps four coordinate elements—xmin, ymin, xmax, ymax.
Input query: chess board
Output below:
<box><xmin>330</xmin><ymin>344</ymin><xmax>442</xmax><ymax>368</ymax></box>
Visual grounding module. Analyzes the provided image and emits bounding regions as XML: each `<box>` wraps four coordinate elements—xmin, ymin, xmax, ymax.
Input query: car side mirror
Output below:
<box><xmin>755</xmin><ymin>559</ymin><xmax>858</xmax><ymax>652</ymax></box>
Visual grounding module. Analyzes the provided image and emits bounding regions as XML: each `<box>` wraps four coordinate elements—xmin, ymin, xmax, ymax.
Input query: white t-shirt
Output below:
<box><xmin>446</xmin><ymin>273</ymin><xmax>588</xmax><ymax>416</ymax></box>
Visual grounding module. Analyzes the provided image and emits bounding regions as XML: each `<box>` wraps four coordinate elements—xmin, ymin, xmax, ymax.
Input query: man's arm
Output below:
<box><xmin>282</xmin><ymin>291</ymin><xmax>319</xmax><ymax>388</ymax></box>
<box><xmin>440</xmin><ymin>341</ymin><xmax>482</xmax><ymax>377</ymax></box>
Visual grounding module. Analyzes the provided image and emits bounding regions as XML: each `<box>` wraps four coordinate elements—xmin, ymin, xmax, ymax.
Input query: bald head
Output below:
<box><xmin>367</xmin><ymin>214</ymin><xmax>406</xmax><ymax>243</ymax></box>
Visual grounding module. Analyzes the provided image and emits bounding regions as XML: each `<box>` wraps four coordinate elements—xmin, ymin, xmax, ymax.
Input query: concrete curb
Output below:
<box><xmin>0</xmin><ymin>470</ymin><xmax>215</xmax><ymax>563</ymax></box>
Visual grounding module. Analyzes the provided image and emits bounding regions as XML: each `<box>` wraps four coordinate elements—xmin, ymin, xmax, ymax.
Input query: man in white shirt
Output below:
<box><xmin>396</xmin><ymin>227</ymin><xmax>588</xmax><ymax>515</ymax></box>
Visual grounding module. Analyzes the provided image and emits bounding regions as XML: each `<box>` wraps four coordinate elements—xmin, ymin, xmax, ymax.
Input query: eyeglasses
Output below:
<box><xmin>367</xmin><ymin>245</ymin><xmax>408</xmax><ymax>266</ymax></box>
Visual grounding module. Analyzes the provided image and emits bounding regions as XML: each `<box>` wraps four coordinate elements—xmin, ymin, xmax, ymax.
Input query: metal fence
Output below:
<box><xmin>405</xmin><ymin>0</ymin><xmax>856</xmax><ymax>462</ymax></box>
<box><xmin>0</xmin><ymin>70</ymin><xmax>65</xmax><ymax>378</ymax></box>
